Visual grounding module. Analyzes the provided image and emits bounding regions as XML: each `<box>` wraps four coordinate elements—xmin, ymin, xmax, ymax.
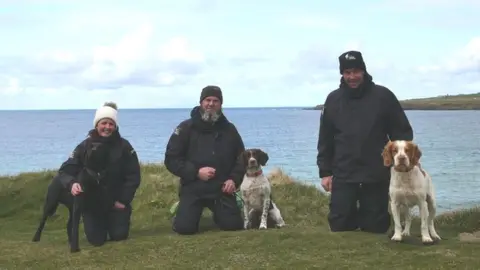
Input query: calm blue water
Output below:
<box><xmin>1</xmin><ymin>108</ymin><xmax>480</xmax><ymax>213</ymax></box>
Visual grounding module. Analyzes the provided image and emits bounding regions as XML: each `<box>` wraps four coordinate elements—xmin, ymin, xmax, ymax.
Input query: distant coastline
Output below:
<box><xmin>307</xmin><ymin>92</ymin><xmax>480</xmax><ymax>110</ymax></box>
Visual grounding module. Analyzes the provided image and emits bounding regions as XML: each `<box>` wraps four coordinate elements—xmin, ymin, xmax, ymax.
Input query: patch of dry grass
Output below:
<box><xmin>268</xmin><ymin>167</ymin><xmax>295</xmax><ymax>186</ymax></box>
<box><xmin>0</xmin><ymin>164</ymin><xmax>480</xmax><ymax>269</ymax></box>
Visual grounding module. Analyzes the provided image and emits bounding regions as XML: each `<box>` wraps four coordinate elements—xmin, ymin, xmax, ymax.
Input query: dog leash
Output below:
<box><xmin>234</xmin><ymin>190</ymin><xmax>244</xmax><ymax>207</ymax></box>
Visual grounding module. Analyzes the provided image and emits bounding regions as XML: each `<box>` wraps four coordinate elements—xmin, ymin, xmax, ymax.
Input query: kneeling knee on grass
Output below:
<box><xmin>83</xmin><ymin>205</ymin><xmax>133</xmax><ymax>246</ymax></box>
<box><xmin>173</xmin><ymin>191</ymin><xmax>244</xmax><ymax>235</ymax></box>
<box><xmin>328</xmin><ymin>181</ymin><xmax>391</xmax><ymax>234</ymax></box>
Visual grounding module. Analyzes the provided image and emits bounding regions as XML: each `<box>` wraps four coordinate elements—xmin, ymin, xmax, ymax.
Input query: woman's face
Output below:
<box><xmin>96</xmin><ymin>118</ymin><xmax>116</xmax><ymax>137</ymax></box>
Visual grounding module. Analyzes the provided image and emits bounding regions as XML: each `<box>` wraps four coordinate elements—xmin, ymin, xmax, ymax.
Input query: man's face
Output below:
<box><xmin>342</xmin><ymin>68</ymin><xmax>364</xmax><ymax>88</ymax></box>
<box><xmin>200</xmin><ymin>96</ymin><xmax>222</xmax><ymax>122</ymax></box>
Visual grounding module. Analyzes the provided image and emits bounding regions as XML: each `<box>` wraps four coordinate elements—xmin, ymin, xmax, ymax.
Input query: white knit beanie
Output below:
<box><xmin>93</xmin><ymin>102</ymin><xmax>118</xmax><ymax>128</ymax></box>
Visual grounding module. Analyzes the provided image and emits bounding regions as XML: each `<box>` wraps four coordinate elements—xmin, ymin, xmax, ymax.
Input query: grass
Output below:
<box><xmin>400</xmin><ymin>92</ymin><xmax>480</xmax><ymax>110</ymax></box>
<box><xmin>310</xmin><ymin>92</ymin><xmax>480</xmax><ymax>110</ymax></box>
<box><xmin>1</xmin><ymin>164</ymin><xmax>480</xmax><ymax>269</ymax></box>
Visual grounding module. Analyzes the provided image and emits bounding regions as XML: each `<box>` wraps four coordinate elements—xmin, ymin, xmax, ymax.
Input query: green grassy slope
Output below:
<box><xmin>1</xmin><ymin>164</ymin><xmax>480</xmax><ymax>269</ymax></box>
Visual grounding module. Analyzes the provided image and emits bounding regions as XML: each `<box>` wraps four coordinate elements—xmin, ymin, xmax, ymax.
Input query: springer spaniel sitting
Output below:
<box><xmin>382</xmin><ymin>140</ymin><xmax>441</xmax><ymax>245</ymax></box>
<box><xmin>239</xmin><ymin>149</ymin><xmax>286</xmax><ymax>230</ymax></box>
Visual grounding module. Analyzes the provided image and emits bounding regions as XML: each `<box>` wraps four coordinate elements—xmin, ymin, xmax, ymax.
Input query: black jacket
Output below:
<box><xmin>164</xmin><ymin>106</ymin><xmax>245</xmax><ymax>198</ymax></box>
<box><xmin>317</xmin><ymin>74</ymin><xmax>413</xmax><ymax>183</ymax></box>
<box><xmin>58</xmin><ymin>129</ymin><xmax>141</xmax><ymax>208</ymax></box>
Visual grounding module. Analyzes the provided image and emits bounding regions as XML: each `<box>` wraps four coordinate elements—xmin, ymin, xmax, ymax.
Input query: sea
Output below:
<box><xmin>1</xmin><ymin>108</ymin><xmax>479</xmax><ymax>214</ymax></box>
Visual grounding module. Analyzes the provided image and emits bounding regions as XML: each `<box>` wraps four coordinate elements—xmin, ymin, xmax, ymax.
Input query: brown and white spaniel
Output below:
<box><xmin>239</xmin><ymin>148</ymin><xmax>286</xmax><ymax>230</ymax></box>
<box><xmin>382</xmin><ymin>140</ymin><xmax>441</xmax><ymax>244</ymax></box>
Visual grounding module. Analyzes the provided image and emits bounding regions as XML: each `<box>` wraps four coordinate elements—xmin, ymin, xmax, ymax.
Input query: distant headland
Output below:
<box><xmin>307</xmin><ymin>92</ymin><xmax>480</xmax><ymax>110</ymax></box>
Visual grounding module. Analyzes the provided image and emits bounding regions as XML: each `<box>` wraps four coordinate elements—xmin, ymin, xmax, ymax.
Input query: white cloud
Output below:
<box><xmin>0</xmin><ymin>23</ymin><xmax>208</xmax><ymax>92</ymax></box>
<box><xmin>81</xmin><ymin>23</ymin><xmax>154</xmax><ymax>86</ymax></box>
<box><xmin>343</xmin><ymin>41</ymin><xmax>362</xmax><ymax>52</ymax></box>
<box><xmin>379</xmin><ymin>0</ymin><xmax>480</xmax><ymax>9</ymax></box>
<box><xmin>407</xmin><ymin>37</ymin><xmax>480</xmax><ymax>98</ymax></box>
<box><xmin>285</xmin><ymin>16</ymin><xmax>341</xmax><ymax>30</ymax></box>
<box><xmin>0</xmin><ymin>1</ymin><xmax>478</xmax><ymax>109</ymax></box>
<box><xmin>417</xmin><ymin>37</ymin><xmax>480</xmax><ymax>75</ymax></box>
<box><xmin>445</xmin><ymin>37</ymin><xmax>480</xmax><ymax>75</ymax></box>
<box><xmin>157</xmin><ymin>37</ymin><xmax>204</xmax><ymax>62</ymax></box>
<box><xmin>0</xmin><ymin>77</ymin><xmax>22</xmax><ymax>96</ymax></box>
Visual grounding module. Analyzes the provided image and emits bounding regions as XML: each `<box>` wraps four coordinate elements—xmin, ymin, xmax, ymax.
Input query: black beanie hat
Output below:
<box><xmin>200</xmin><ymin>85</ymin><xmax>223</xmax><ymax>103</ymax></box>
<box><xmin>338</xmin><ymin>50</ymin><xmax>367</xmax><ymax>74</ymax></box>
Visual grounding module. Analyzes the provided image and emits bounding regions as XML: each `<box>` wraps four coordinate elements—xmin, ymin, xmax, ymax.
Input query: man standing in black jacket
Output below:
<box><xmin>317</xmin><ymin>51</ymin><xmax>414</xmax><ymax>233</ymax></box>
<box><xmin>165</xmin><ymin>85</ymin><xmax>245</xmax><ymax>235</ymax></box>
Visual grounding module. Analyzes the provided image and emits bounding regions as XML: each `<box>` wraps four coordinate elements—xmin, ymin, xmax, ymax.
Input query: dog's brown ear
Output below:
<box><xmin>382</xmin><ymin>141</ymin><xmax>393</xmax><ymax>167</ymax></box>
<box><xmin>410</xmin><ymin>142</ymin><xmax>422</xmax><ymax>165</ymax></box>
<box><xmin>256</xmin><ymin>149</ymin><xmax>269</xmax><ymax>166</ymax></box>
<box><xmin>240</xmin><ymin>150</ymin><xmax>249</xmax><ymax>165</ymax></box>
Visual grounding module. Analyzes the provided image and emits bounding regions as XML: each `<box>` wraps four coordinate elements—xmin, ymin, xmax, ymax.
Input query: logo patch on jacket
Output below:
<box><xmin>173</xmin><ymin>127</ymin><xmax>181</xmax><ymax>135</ymax></box>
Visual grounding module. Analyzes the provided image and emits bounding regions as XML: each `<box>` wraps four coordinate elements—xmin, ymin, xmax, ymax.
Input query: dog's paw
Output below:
<box><xmin>401</xmin><ymin>230</ymin><xmax>410</xmax><ymax>237</ymax></box>
<box><xmin>430</xmin><ymin>232</ymin><xmax>441</xmax><ymax>241</ymax></box>
<box><xmin>259</xmin><ymin>223</ymin><xmax>267</xmax><ymax>230</ymax></box>
<box><xmin>276</xmin><ymin>223</ymin><xmax>286</xmax><ymax>228</ymax></box>
<box><xmin>391</xmin><ymin>234</ymin><xmax>403</xmax><ymax>242</ymax></box>
<box><xmin>422</xmin><ymin>236</ymin><xmax>434</xmax><ymax>245</ymax></box>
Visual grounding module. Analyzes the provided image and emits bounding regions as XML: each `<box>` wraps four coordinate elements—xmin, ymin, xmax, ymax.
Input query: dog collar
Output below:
<box><xmin>246</xmin><ymin>169</ymin><xmax>262</xmax><ymax>177</ymax></box>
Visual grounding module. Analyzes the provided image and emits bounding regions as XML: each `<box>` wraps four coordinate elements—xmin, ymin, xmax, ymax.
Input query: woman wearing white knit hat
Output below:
<box><xmin>92</xmin><ymin>101</ymin><xmax>119</xmax><ymax>136</ymax></box>
<box><xmin>54</xmin><ymin>101</ymin><xmax>141</xmax><ymax>247</ymax></box>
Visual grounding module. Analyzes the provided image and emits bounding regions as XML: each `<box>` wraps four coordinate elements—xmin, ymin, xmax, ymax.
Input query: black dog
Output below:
<box><xmin>32</xmin><ymin>171</ymin><xmax>75</xmax><ymax>244</ymax></box>
<box><xmin>32</xmin><ymin>141</ymin><xmax>113</xmax><ymax>253</ymax></box>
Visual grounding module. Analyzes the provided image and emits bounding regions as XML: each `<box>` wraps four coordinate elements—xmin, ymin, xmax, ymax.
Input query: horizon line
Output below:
<box><xmin>0</xmin><ymin>105</ymin><xmax>315</xmax><ymax>112</ymax></box>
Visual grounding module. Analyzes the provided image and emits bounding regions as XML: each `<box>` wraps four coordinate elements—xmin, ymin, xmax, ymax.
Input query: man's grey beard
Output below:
<box><xmin>200</xmin><ymin>108</ymin><xmax>221</xmax><ymax>123</ymax></box>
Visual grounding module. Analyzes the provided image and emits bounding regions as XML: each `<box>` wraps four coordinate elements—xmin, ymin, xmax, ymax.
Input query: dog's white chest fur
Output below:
<box><xmin>389</xmin><ymin>167</ymin><xmax>426</xmax><ymax>207</ymax></box>
<box><xmin>240</xmin><ymin>175</ymin><xmax>271</xmax><ymax>210</ymax></box>
<box><xmin>240</xmin><ymin>173</ymin><xmax>285</xmax><ymax>230</ymax></box>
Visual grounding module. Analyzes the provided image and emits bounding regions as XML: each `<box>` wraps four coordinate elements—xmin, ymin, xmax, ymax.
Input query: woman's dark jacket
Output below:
<box><xmin>57</xmin><ymin>129</ymin><xmax>141</xmax><ymax>210</ymax></box>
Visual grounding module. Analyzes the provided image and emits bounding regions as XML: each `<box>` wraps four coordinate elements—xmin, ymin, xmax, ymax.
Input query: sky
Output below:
<box><xmin>0</xmin><ymin>0</ymin><xmax>479</xmax><ymax>110</ymax></box>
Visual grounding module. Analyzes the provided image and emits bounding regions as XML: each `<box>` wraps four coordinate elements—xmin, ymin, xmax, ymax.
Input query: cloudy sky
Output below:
<box><xmin>0</xmin><ymin>0</ymin><xmax>478</xmax><ymax>110</ymax></box>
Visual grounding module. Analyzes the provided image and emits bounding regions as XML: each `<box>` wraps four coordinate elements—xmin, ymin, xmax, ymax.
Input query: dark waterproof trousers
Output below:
<box><xmin>81</xmin><ymin>205</ymin><xmax>132</xmax><ymax>246</ymax></box>
<box><xmin>173</xmin><ymin>191</ymin><xmax>243</xmax><ymax>235</ymax></box>
<box><xmin>328</xmin><ymin>180</ymin><xmax>390</xmax><ymax>233</ymax></box>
